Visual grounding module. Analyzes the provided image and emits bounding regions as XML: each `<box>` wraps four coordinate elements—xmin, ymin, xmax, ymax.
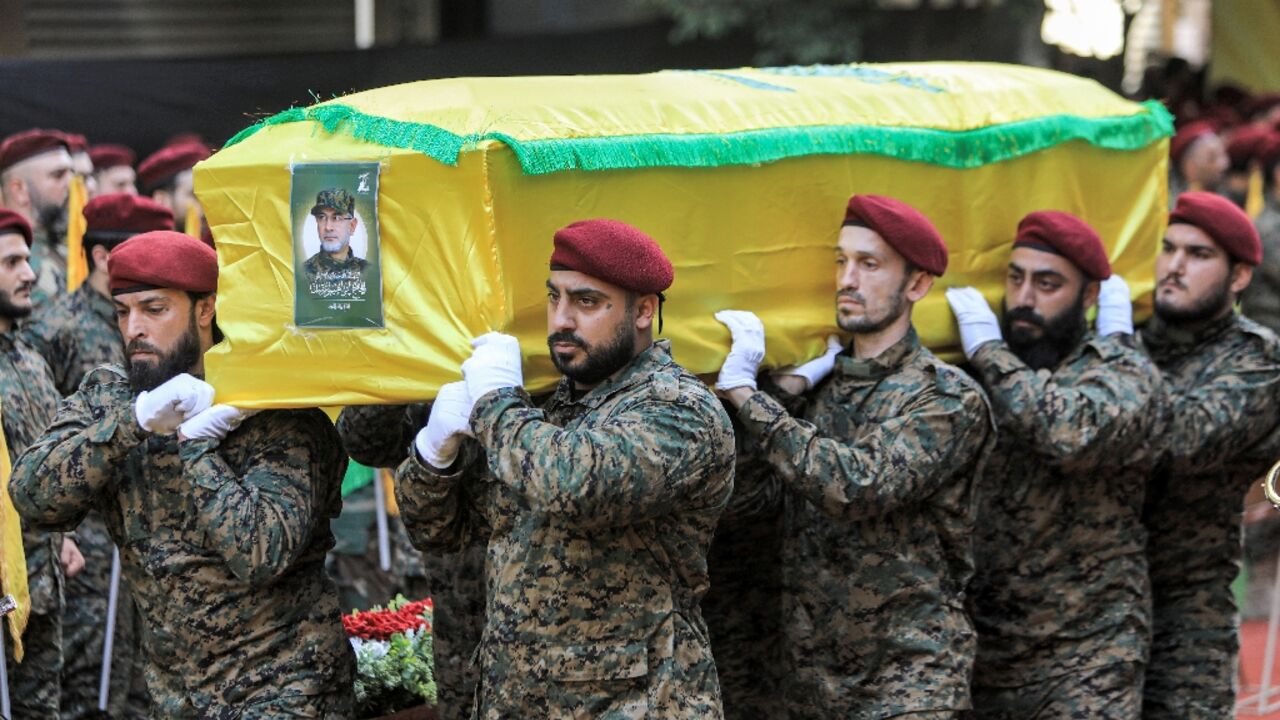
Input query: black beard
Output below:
<box><xmin>0</xmin><ymin>284</ymin><xmax>34</xmax><ymax>321</ymax></box>
<box><xmin>548</xmin><ymin>317</ymin><xmax>636</xmax><ymax>387</ymax></box>
<box><xmin>1154</xmin><ymin>272</ymin><xmax>1233</xmax><ymax>325</ymax></box>
<box><xmin>126</xmin><ymin>310</ymin><xmax>202</xmax><ymax>393</ymax></box>
<box><xmin>1002</xmin><ymin>296</ymin><xmax>1087</xmax><ymax>371</ymax></box>
<box><xmin>834</xmin><ymin>273</ymin><xmax>911</xmax><ymax>334</ymax></box>
<box><xmin>36</xmin><ymin>202</ymin><xmax>67</xmax><ymax>241</ymax></box>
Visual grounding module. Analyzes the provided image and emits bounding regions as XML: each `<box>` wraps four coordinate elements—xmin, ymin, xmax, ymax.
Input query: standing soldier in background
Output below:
<box><xmin>10</xmin><ymin>231</ymin><xmax>355</xmax><ymax>717</ymax></box>
<box><xmin>715</xmin><ymin>195</ymin><xmax>992</xmax><ymax>719</ymax></box>
<box><xmin>1244</xmin><ymin>136</ymin><xmax>1280</xmax><ymax>333</ymax></box>
<box><xmin>1135</xmin><ymin>193</ymin><xmax>1280</xmax><ymax>719</ymax></box>
<box><xmin>336</xmin><ymin>403</ymin><xmax>487</xmax><ymax>720</ymax></box>
<box><xmin>0</xmin><ymin>208</ymin><xmax>77</xmax><ymax>718</ymax></box>
<box><xmin>396</xmin><ymin>219</ymin><xmax>734</xmax><ymax>718</ymax></box>
<box><xmin>23</xmin><ymin>192</ymin><xmax>174</xmax><ymax>719</ymax></box>
<box><xmin>948</xmin><ymin>211</ymin><xmax>1164</xmax><ymax>719</ymax></box>
<box><xmin>88</xmin><ymin>145</ymin><xmax>138</xmax><ymax>198</ymax></box>
<box><xmin>136</xmin><ymin>140</ymin><xmax>209</xmax><ymax>234</ymax></box>
<box><xmin>0</xmin><ymin>129</ymin><xmax>74</xmax><ymax>309</ymax></box>
<box><xmin>1168</xmin><ymin>121</ymin><xmax>1228</xmax><ymax>203</ymax></box>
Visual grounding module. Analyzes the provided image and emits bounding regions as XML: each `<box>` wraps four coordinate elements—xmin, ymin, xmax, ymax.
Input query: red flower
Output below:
<box><xmin>343</xmin><ymin>598</ymin><xmax>434</xmax><ymax>641</ymax></box>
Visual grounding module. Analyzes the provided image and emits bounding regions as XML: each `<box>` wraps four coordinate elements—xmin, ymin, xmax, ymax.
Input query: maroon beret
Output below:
<box><xmin>137</xmin><ymin>141</ymin><xmax>210</xmax><ymax>191</ymax></box>
<box><xmin>63</xmin><ymin>133</ymin><xmax>89</xmax><ymax>154</ymax></box>
<box><xmin>108</xmin><ymin>230</ymin><xmax>217</xmax><ymax>295</ymax></box>
<box><xmin>550</xmin><ymin>219</ymin><xmax>674</xmax><ymax>295</ymax></box>
<box><xmin>1226</xmin><ymin>126</ymin><xmax>1276</xmax><ymax>168</ymax></box>
<box><xmin>0</xmin><ymin>209</ymin><xmax>33</xmax><ymax>248</ymax></box>
<box><xmin>1014</xmin><ymin>210</ymin><xmax>1111</xmax><ymax>281</ymax></box>
<box><xmin>84</xmin><ymin>193</ymin><xmax>174</xmax><ymax>236</ymax></box>
<box><xmin>1170</xmin><ymin>121</ymin><xmax>1219</xmax><ymax>166</ymax></box>
<box><xmin>88</xmin><ymin>144</ymin><xmax>135</xmax><ymax>171</ymax></box>
<box><xmin>0</xmin><ymin>129</ymin><xmax>70</xmax><ymax>173</ymax></box>
<box><xmin>1168</xmin><ymin>191</ymin><xmax>1262</xmax><ymax>265</ymax></box>
<box><xmin>843</xmin><ymin>194</ymin><xmax>948</xmax><ymax>276</ymax></box>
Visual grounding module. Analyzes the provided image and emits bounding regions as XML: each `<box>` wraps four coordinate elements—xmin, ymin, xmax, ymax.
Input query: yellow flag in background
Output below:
<box><xmin>1246</xmin><ymin>166</ymin><xmax>1265</xmax><ymax>220</ymax></box>
<box><xmin>0</xmin><ymin>401</ymin><xmax>29</xmax><ymax>661</ymax></box>
<box><xmin>183</xmin><ymin>202</ymin><xmax>201</xmax><ymax>238</ymax></box>
<box><xmin>65</xmin><ymin>175</ymin><xmax>88</xmax><ymax>292</ymax></box>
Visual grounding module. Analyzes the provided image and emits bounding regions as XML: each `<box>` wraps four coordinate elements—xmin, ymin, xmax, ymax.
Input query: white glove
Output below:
<box><xmin>714</xmin><ymin>310</ymin><xmax>766</xmax><ymax>391</ymax></box>
<box><xmin>134</xmin><ymin>373</ymin><xmax>215</xmax><ymax>434</ymax></box>
<box><xmin>179</xmin><ymin>404</ymin><xmax>261</xmax><ymax>441</ymax></box>
<box><xmin>1096</xmin><ymin>275</ymin><xmax>1134</xmax><ymax>336</ymax></box>
<box><xmin>772</xmin><ymin>334</ymin><xmax>843</xmax><ymax>390</ymax></box>
<box><xmin>945</xmin><ymin>287</ymin><xmax>1003</xmax><ymax>359</ymax></box>
<box><xmin>414</xmin><ymin>381</ymin><xmax>474</xmax><ymax>469</ymax></box>
<box><xmin>461</xmin><ymin>332</ymin><xmax>524</xmax><ymax>400</ymax></box>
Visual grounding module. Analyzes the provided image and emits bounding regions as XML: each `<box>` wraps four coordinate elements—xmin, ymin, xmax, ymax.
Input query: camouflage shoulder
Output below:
<box><xmin>77</xmin><ymin>363</ymin><xmax>129</xmax><ymax>390</ymax></box>
<box><xmin>917</xmin><ymin>346</ymin><xmax>990</xmax><ymax>404</ymax></box>
<box><xmin>1236</xmin><ymin>314</ymin><xmax>1280</xmax><ymax>354</ymax></box>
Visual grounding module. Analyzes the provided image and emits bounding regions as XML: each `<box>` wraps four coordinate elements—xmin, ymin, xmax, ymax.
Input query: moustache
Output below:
<box><xmin>547</xmin><ymin>331</ymin><xmax>586</xmax><ymax>350</ymax></box>
<box><xmin>1158</xmin><ymin>275</ymin><xmax>1186</xmax><ymax>290</ymax></box>
<box><xmin>125</xmin><ymin>339</ymin><xmax>161</xmax><ymax>356</ymax></box>
<box><xmin>1005</xmin><ymin>306</ymin><xmax>1046</xmax><ymax>328</ymax></box>
<box><xmin>836</xmin><ymin>290</ymin><xmax>864</xmax><ymax>304</ymax></box>
<box><xmin>13</xmin><ymin>281</ymin><xmax>33</xmax><ymax>294</ymax></box>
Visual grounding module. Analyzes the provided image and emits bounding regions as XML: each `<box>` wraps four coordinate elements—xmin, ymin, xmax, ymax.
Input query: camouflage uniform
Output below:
<box><xmin>1244</xmin><ymin>197</ymin><xmax>1280</xmax><ymax>333</ymax></box>
<box><xmin>967</xmin><ymin>333</ymin><xmax>1164</xmax><ymax>718</ymax></box>
<box><xmin>29</xmin><ymin>226</ymin><xmax>67</xmax><ymax>311</ymax></box>
<box><xmin>336</xmin><ymin>403</ymin><xmax>487</xmax><ymax>720</ymax></box>
<box><xmin>700</xmin><ymin>397</ymin><xmax>785</xmax><ymax>720</ymax></box>
<box><xmin>304</xmin><ymin>251</ymin><xmax>368</xmax><ymax>277</ymax></box>
<box><xmin>735</xmin><ymin>328</ymin><xmax>992</xmax><ymax>719</ymax></box>
<box><xmin>10</xmin><ymin>365</ymin><xmax>356</xmax><ymax>718</ymax></box>
<box><xmin>0</xmin><ymin>327</ymin><xmax>64</xmax><ymax>718</ymax></box>
<box><xmin>23</xmin><ymin>281</ymin><xmax>149</xmax><ymax>719</ymax></box>
<box><xmin>1138</xmin><ymin>313</ymin><xmax>1280</xmax><ymax>719</ymax></box>
<box><xmin>395</xmin><ymin>340</ymin><xmax>735</xmax><ymax>719</ymax></box>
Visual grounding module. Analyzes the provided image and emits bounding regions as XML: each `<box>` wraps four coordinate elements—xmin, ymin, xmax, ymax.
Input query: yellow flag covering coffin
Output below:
<box><xmin>196</xmin><ymin>62</ymin><xmax>1172</xmax><ymax>407</ymax></box>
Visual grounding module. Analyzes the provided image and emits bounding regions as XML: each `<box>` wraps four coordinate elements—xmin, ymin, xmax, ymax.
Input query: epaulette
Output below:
<box><xmin>650</xmin><ymin>372</ymin><xmax>680</xmax><ymax>402</ymax></box>
<box><xmin>81</xmin><ymin>363</ymin><xmax>129</xmax><ymax>386</ymax></box>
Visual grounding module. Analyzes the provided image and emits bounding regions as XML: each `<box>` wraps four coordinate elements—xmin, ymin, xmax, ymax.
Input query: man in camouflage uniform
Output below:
<box><xmin>337</xmin><ymin>403</ymin><xmax>487</xmax><ymax>720</ymax></box>
<box><xmin>395</xmin><ymin>219</ymin><xmax>734</xmax><ymax>718</ymax></box>
<box><xmin>948</xmin><ymin>210</ymin><xmax>1164</xmax><ymax>719</ymax></box>
<box><xmin>716</xmin><ymin>194</ymin><xmax>992</xmax><ymax>719</ymax></box>
<box><xmin>1132</xmin><ymin>193</ymin><xmax>1280</xmax><ymax>719</ymax></box>
<box><xmin>22</xmin><ymin>193</ymin><xmax>172</xmax><ymax>719</ymax></box>
<box><xmin>0</xmin><ymin>129</ymin><xmax>75</xmax><ymax>309</ymax></box>
<box><xmin>10</xmin><ymin>230</ymin><xmax>355</xmax><ymax>717</ymax></box>
<box><xmin>0</xmin><ymin>209</ymin><xmax>69</xmax><ymax>718</ymax></box>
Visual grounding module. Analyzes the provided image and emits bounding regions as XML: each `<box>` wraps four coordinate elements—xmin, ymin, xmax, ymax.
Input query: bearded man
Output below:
<box><xmin>10</xmin><ymin>230</ymin><xmax>355</xmax><ymax>717</ymax></box>
<box><xmin>0</xmin><ymin>129</ymin><xmax>75</xmax><ymax>308</ymax></box>
<box><xmin>1131</xmin><ymin>193</ymin><xmax>1280</xmax><ymax>719</ymax></box>
<box><xmin>714</xmin><ymin>194</ymin><xmax>992</xmax><ymax>719</ymax></box>
<box><xmin>395</xmin><ymin>218</ymin><xmax>734</xmax><ymax>718</ymax></box>
<box><xmin>948</xmin><ymin>211</ymin><xmax>1165</xmax><ymax>719</ymax></box>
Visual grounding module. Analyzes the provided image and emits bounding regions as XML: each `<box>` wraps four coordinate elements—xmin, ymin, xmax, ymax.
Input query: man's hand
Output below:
<box><xmin>714</xmin><ymin>310</ymin><xmax>766</xmax><ymax>392</ymax></box>
<box><xmin>415</xmin><ymin>382</ymin><xmax>475</xmax><ymax>469</ymax></box>
<box><xmin>945</xmin><ymin>288</ymin><xmax>1003</xmax><ymax>359</ymax></box>
<box><xmin>178</xmin><ymin>405</ymin><xmax>261</xmax><ymax>442</ymax></box>
<box><xmin>461</xmin><ymin>333</ymin><xmax>523</xmax><ymax>401</ymax></box>
<box><xmin>772</xmin><ymin>334</ymin><xmax>843</xmax><ymax>391</ymax></box>
<box><xmin>134</xmin><ymin>373</ymin><xmax>215</xmax><ymax>434</ymax></box>
<box><xmin>60</xmin><ymin>537</ymin><xmax>84</xmax><ymax>579</ymax></box>
<box><xmin>1096</xmin><ymin>275</ymin><xmax>1134</xmax><ymax>336</ymax></box>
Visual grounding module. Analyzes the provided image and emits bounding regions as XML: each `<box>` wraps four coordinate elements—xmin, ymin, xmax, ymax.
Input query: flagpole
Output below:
<box><xmin>98</xmin><ymin>547</ymin><xmax>121</xmax><ymax>712</ymax></box>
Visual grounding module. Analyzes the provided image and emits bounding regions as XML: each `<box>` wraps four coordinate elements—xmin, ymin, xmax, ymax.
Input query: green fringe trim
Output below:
<box><xmin>224</xmin><ymin>99</ymin><xmax>1173</xmax><ymax>175</ymax></box>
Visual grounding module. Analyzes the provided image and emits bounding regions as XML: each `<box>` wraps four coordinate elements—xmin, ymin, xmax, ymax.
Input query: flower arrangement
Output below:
<box><xmin>344</xmin><ymin>595</ymin><xmax>437</xmax><ymax>718</ymax></box>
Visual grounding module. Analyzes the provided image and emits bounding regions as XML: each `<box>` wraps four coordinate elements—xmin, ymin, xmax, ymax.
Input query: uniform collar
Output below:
<box><xmin>834</xmin><ymin>326</ymin><xmax>920</xmax><ymax>380</ymax></box>
<box><xmin>80</xmin><ymin>282</ymin><xmax>117</xmax><ymax>324</ymax></box>
<box><xmin>1142</xmin><ymin>310</ymin><xmax>1237</xmax><ymax>356</ymax></box>
<box><xmin>548</xmin><ymin>338</ymin><xmax>675</xmax><ymax>410</ymax></box>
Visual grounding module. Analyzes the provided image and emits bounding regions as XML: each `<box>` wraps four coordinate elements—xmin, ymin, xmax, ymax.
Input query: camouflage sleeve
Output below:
<box><xmin>1159</xmin><ymin>341</ymin><xmax>1280</xmax><ymax>474</ymax></box>
<box><xmin>10</xmin><ymin>369</ymin><xmax>142</xmax><ymax>532</ymax></box>
<box><xmin>336</xmin><ymin>403</ymin><xmax>429</xmax><ymax>468</ymax></box>
<box><xmin>970</xmin><ymin>337</ymin><xmax>1156</xmax><ymax>468</ymax></box>
<box><xmin>735</xmin><ymin>383</ymin><xmax>989</xmax><ymax>521</ymax></box>
<box><xmin>394</xmin><ymin>440</ymin><xmax>485</xmax><ymax>551</ymax></box>
<box><xmin>177</xmin><ymin>413</ymin><xmax>341</xmax><ymax>587</ymax></box>
<box><xmin>719</xmin><ymin>398</ymin><xmax>782</xmax><ymax>526</ymax></box>
<box><xmin>472</xmin><ymin>383</ymin><xmax>734</xmax><ymax>527</ymax></box>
